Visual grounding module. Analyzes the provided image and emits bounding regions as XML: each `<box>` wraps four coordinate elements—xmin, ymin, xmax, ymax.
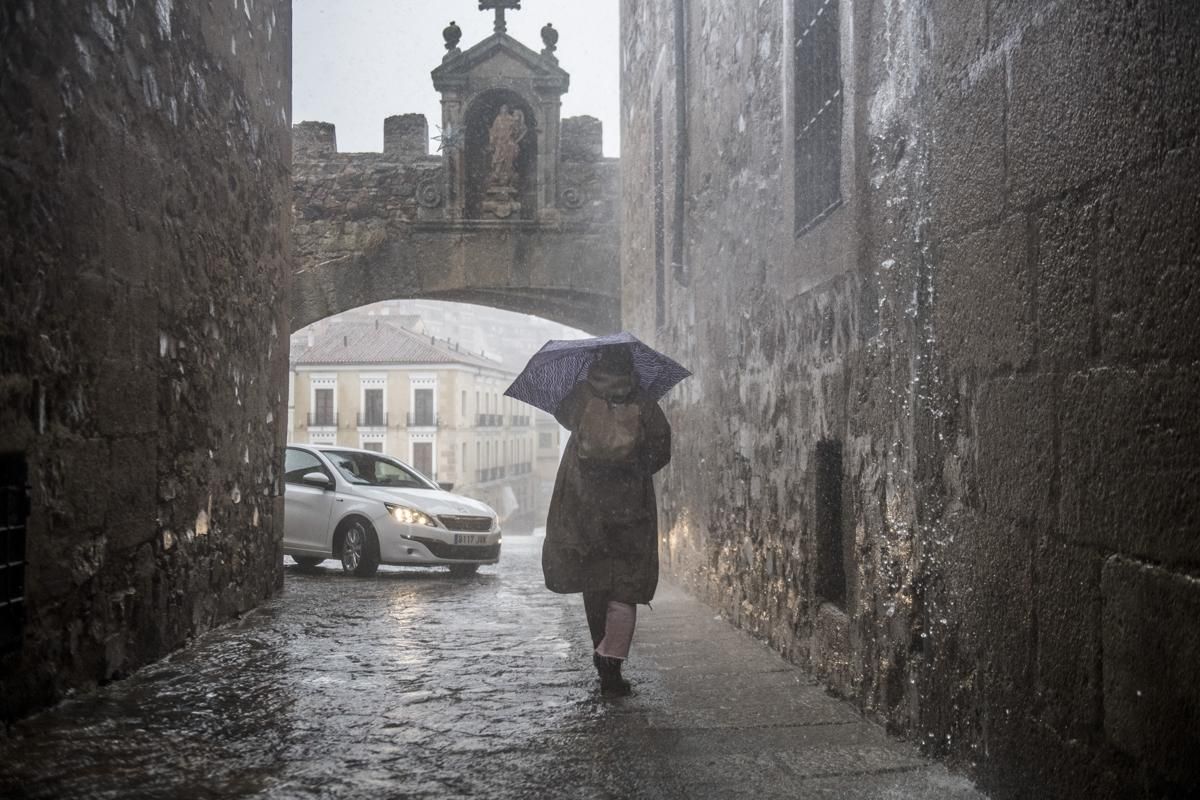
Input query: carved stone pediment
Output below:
<box><xmin>432</xmin><ymin>33</ymin><xmax>569</xmax><ymax>94</ymax></box>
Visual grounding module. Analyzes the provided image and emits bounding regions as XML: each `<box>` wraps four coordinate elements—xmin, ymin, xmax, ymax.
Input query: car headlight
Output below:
<box><xmin>385</xmin><ymin>503</ymin><xmax>437</xmax><ymax>527</ymax></box>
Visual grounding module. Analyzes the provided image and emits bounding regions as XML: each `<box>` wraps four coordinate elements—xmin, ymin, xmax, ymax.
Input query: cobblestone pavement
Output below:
<box><xmin>0</xmin><ymin>538</ymin><xmax>986</xmax><ymax>799</ymax></box>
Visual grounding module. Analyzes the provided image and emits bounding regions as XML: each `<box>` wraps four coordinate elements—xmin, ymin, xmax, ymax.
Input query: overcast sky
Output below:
<box><xmin>293</xmin><ymin>0</ymin><xmax>621</xmax><ymax>156</ymax></box>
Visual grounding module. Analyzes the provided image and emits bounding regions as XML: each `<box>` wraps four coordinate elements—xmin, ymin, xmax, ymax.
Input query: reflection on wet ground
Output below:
<box><xmin>0</xmin><ymin>538</ymin><xmax>986</xmax><ymax>799</ymax></box>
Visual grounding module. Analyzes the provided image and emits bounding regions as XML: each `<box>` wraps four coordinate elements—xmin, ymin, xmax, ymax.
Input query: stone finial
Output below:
<box><xmin>384</xmin><ymin>114</ymin><xmax>429</xmax><ymax>158</ymax></box>
<box><xmin>443</xmin><ymin>20</ymin><xmax>462</xmax><ymax>61</ymax></box>
<box><xmin>292</xmin><ymin>121</ymin><xmax>337</xmax><ymax>157</ymax></box>
<box><xmin>540</xmin><ymin>23</ymin><xmax>559</xmax><ymax>59</ymax></box>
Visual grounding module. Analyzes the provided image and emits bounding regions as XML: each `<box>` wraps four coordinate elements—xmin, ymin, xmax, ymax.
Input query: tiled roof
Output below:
<box><xmin>291</xmin><ymin>319</ymin><xmax>508</xmax><ymax>372</ymax></box>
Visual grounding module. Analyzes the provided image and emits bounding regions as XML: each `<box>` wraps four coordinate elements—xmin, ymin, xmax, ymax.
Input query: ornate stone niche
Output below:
<box><xmin>431</xmin><ymin>24</ymin><xmax>569</xmax><ymax>222</ymax></box>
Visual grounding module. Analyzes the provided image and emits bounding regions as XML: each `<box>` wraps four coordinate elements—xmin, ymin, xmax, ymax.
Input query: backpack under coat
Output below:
<box><xmin>576</xmin><ymin>388</ymin><xmax>643</xmax><ymax>464</ymax></box>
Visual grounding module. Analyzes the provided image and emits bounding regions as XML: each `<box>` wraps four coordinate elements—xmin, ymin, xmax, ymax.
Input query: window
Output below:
<box><xmin>462</xmin><ymin>390</ymin><xmax>467</xmax><ymax>417</ymax></box>
<box><xmin>794</xmin><ymin>0</ymin><xmax>842</xmax><ymax>235</ymax></box>
<box><xmin>362</xmin><ymin>441</ymin><xmax>384</xmax><ymax>453</ymax></box>
<box><xmin>539</xmin><ymin>432</ymin><xmax>553</xmax><ymax>448</ymax></box>
<box><xmin>363</xmin><ymin>388</ymin><xmax>384</xmax><ymax>427</ymax></box>
<box><xmin>324</xmin><ymin>449</ymin><xmax>433</xmax><ymax>489</ymax></box>
<box><xmin>0</xmin><ymin>453</ymin><xmax>28</xmax><ymax>655</ymax></box>
<box><xmin>284</xmin><ymin>447</ymin><xmax>330</xmax><ymax>484</ymax></box>
<box><xmin>413</xmin><ymin>388</ymin><xmax>434</xmax><ymax>427</ymax></box>
<box><xmin>312</xmin><ymin>387</ymin><xmax>335</xmax><ymax>427</ymax></box>
<box><xmin>412</xmin><ymin>442</ymin><xmax>434</xmax><ymax>478</ymax></box>
<box><xmin>814</xmin><ymin>439</ymin><xmax>848</xmax><ymax>608</ymax></box>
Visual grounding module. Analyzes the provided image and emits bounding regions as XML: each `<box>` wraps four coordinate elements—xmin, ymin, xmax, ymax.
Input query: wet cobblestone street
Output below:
<box><xmin>0</xmin><ymin>538</ymin><xmax>985</xmax><ymax>799</ymax></box>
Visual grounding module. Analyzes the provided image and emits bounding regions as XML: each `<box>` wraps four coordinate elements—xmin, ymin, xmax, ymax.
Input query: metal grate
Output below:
<box><xmin>794</xmin><ymin>0</ymin><xmax>843</xmax><ymax>236</ymax></box>
<box><xmin>438</xmin><ymin>515</ymin><xmax>494</xmax><ymax>533</ymax></box>
<box><xmin>0</xmin><ymin>454</ymin><xmax>28</xmax><ymax>655</ymax></box>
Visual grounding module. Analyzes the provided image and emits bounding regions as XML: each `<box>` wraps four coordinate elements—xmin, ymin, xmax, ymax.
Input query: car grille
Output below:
<box><xmin>438</xmin><ymin>515</ymin><xmax>493</xmax><ymax>532</ymax></box>
<box><xmin>412</xmin><ymin>537</ymin><xmax>500</xmax><ymax>561</ymax></box>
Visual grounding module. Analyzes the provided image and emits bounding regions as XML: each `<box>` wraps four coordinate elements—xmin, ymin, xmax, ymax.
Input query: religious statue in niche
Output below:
<box><xmin>483</xmin><ymin>105</ymin><xmax>528</xmax><ymax>218</ymax></box>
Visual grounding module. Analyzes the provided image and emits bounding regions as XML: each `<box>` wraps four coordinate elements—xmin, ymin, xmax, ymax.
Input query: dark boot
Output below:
<box><xmin>593</xmin><ymin>653</ymin><xmax>632</xmax><ymax>696</ymax></box>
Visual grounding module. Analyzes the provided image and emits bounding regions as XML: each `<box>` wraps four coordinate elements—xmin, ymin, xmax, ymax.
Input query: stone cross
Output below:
<box><xmin>479</xmin><ymin>0</ymin><xmax>521</xmax><ymax>34</ymax></box>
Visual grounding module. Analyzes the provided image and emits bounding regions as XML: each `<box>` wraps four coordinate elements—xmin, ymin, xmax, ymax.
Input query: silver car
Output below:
<box><xmin>283</xmin><ymin>445</ymin><xmax>501</xmax><ymax>577</ymax></box>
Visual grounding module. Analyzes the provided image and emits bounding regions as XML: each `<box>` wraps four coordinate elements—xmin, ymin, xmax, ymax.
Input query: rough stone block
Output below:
<box><xmin>1007</xmin><ymin>3</ymin><xmax>1164</xmax><ymax>206</ymax></box>
<box><xmin>927</xmin><ymin>0</ymin><xmax>987</xmax><ymax>77</ymax></box>
<box><xmin>383</xmin><ymin>114</ymin><xmax>428</xmax><ymax>157</ymax></box>
<box><xmin>934</xmin><ymin>216</ymin><xmax>1034</xmax><ymax>374</ymax></box>
<box><xmin>1097</xmin><ymin>144</ymin><xmax>1200</xmax><ymax>364</ymax></box>
<box><xmin>1060</xmin><ymin>366</ymin><xmax>1200</xmax><ymax>563</ymax></box>
<box><xmin>96</xmin><ymin>360</ymin><xmax>157</xmax><ymax>437</ymax></box>
<box><xmin>929</xmin><ymin>63</ymin><xmax>1007</xmax><ymax>236</ymax></box>
<box><xmin>975</xmin><ymin>375</ymin><xmax>1056</xmax><ymax>524</ymax></box>
<box><xmin>52</xmin><ymin>439</ymin><xmax>110</xmax><ymax>531</ymax></box>
<box><xmin>936</xmin><ymin>510</ymin><xmax>1035</xmax><ymax>691</ymax></box>
<box><xmin>106</xmin><ymin>436</ymin><xmax>159</xmax><ymax>551</ymax></box>
<box><xmin>1034</xmin><ymin>539</ymin><xmax>1102</xmax><ymax>739</ymax></box>
<box><xmin>811</xmin><ymin>602</ymin><xmax>852</xmax><ymax>694</ymax></box>
<box><xmin>1035</xmin><ymin>196</ymin><xmax>1099</xmax><ymax>369</ymax></box>
<box><xmin>1102</xmin><ymin>556</ymin><xmax>1200</xmax><ymax>786</ymax></box>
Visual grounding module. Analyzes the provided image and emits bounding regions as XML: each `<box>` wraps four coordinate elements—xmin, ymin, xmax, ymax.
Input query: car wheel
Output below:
<box><xmin>293</xmin><ymin>556</ymin><xmax>323</xmax><ymax>569</ymax></box>
<box><xmin>448</xmin><ymin>563</ymin><xmax>479</xmax><ymax>577</ymax></box>
<box><xmin>340</xmin><ymin>520</ymin><xmax>380</xmax><ymax>577</ymax></box>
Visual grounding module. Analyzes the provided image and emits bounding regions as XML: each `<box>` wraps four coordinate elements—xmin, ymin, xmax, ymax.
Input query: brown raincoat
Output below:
<box><xmin>542</xmin><ymin>376</ymin><xmax>672</xmax><ymax>604</ymax></box>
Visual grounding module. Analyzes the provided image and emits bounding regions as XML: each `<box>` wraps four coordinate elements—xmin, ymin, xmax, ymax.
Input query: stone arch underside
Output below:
<box><xmin>289</xmin><ymin>222</ymin><xmax>620</xmax><ymax>334</ymax></box>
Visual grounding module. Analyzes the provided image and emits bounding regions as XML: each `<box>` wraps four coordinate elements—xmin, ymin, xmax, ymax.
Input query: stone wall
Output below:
<box><xmin>620</xmin><ymin>0</ymin><xmax>1200</xmax><ymax>796</ymax></box>
<box><xmin>0</xmin><ymin>0</ymin><xmax>292</xmax><ymax>720</ymax></box>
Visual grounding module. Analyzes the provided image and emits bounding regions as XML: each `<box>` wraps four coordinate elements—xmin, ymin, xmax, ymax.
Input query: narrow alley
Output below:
<box><xmin>4</xmin><ymin>1</ymin><xmax>1199</xmax><ymax>797</ymax></box>
<box><xmin>0</xmin><ymin>539</ymin><xmax>982</xmax><ymax>799</ymax></box>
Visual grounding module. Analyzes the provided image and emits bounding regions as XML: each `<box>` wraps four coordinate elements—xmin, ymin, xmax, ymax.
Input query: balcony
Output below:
<box><xmin>475</xmin><ymin>466</ymin><xmax>510</xmax><ymax>483</ymax></box>
<box><xmin>510</xmin><ymin>462</ymin><xmax>533</xmax><ymax>476</ymax></box>
<box><xmin>476</xmin><ymin>413</ymin><xmax>504</xmax><ymax>428</ymax></box>
<box><xmin>510</xmin><ymin>415</ymin><xmax>531</xmax><ymax>427</ymax></box>
<box><xmin>407</xmin><ymin>413</ymin><xmax>440</xmax><ymax>429</ymax></box>
<box><xmin>356</xmin><ymin>412</ymin><xmax>388</xmax><ymax>429</ymax></box>
<box><xmin>307</xmin><ymin>412</ymin><xmax>338</xmax><ymax>428</ymax></box>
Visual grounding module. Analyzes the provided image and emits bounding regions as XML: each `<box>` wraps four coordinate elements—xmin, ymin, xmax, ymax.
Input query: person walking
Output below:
<box><xmin>542</xmin><ymin>344</ymin><xmax>672</xmax><ymax>696</ymax></box>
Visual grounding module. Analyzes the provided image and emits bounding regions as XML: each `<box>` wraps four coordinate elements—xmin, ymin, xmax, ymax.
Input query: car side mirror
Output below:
<box><xmin>438</xmin><ymin>481</ymin><xmax>455</xmax><ymax>491</ymax></box>
<box><xmin>302</xmin><ymin>471</ymin><xmax>333</xmax><ymax>489</ymax></box>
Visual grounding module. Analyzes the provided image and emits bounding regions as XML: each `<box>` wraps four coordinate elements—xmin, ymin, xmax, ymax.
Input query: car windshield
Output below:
<box><xmin>323</xmin><ymin>450</ymin><xmax>438</xmax><ymax>489</ymax></box>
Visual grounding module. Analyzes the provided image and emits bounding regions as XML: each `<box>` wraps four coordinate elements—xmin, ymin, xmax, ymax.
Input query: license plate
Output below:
<box><xmin>454</xmin><ymin>534</ymin><xmax>485</xmax><ymax>546</ymax></box>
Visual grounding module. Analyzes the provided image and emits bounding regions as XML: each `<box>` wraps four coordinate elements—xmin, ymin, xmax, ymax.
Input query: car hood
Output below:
<box><xmin>349</xmin><ymin>485</ymin><xmax>497</xmax><ymax>519</ymax></box>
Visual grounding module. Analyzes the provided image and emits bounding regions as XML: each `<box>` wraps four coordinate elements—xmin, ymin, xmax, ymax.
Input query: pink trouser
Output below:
<box><xmin>595</xmin><ymin>600</ymin><xmax>637</xmax><ymax>660</ymax></box>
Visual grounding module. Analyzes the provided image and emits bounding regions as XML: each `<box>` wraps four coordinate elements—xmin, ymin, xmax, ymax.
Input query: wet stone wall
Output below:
<box><xmin>620</xmin><ymin>0</ymin><xmax>1200</xmax><ymax>796</ymax></box>
<box><xmin>0</xmin><ymin>0</ymin><xmax>292</xmax><ymax>720</ymax></box>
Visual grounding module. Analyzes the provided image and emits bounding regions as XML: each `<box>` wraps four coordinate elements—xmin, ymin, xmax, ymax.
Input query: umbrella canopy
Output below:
<box><xmin>504</xmin><ymin>331</ymin><xmax>691</xmax><ymax>415</ymax></box>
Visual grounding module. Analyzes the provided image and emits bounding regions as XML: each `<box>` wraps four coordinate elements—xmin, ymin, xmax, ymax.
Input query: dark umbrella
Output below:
<box><xmin>504</xmin><ymin>331</ymin><xmax>691</xmax><ymax>415</ymax></box>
